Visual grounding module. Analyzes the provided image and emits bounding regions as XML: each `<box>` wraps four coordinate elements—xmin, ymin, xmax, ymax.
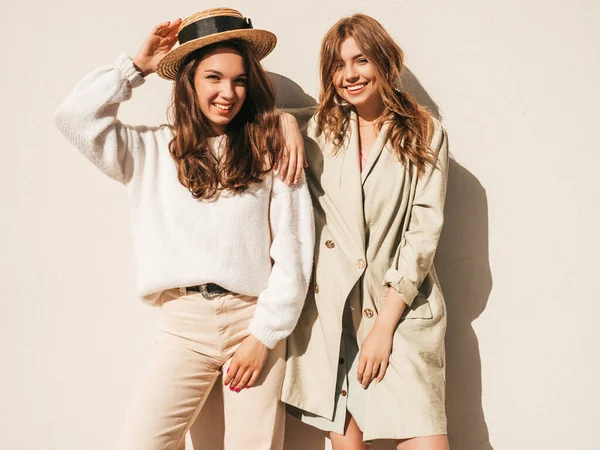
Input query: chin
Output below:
<box><xmin>344</xmin><ymin>96</ymin><xmax>367</xmax><ymax>108</ymax></box>
<box><xmin>209</xmin><ymin>116</ymin><xmax>233</xmax><ymax>127</ymax></box>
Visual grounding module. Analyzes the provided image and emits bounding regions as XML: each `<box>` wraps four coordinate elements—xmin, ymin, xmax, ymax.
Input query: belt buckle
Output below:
<box><xmin>199</xmin><ymin>284</ymin><xmax>226</xmax><ymax>300</ymax></box>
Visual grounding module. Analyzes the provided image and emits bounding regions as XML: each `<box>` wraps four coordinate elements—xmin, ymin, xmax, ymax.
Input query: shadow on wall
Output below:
<box><xmin>189</xmin><ymin>70</ymin><xmax>495</xmax><ymax>450</ymax></box>
<box><xmin>402</xmin><ymin>67</ymin><xmax>495</xmax><ymax>450</ymax></box>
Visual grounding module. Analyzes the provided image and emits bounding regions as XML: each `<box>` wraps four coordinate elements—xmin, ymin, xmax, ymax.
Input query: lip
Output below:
<box><xmin>344</xmin><ymin>82</ymin><xmax>368</xmax><ymax>95</ymax></box>
<box><xmin>212</xmin><ymin>103</ymin><xmax>235</xmax><ymax>115</ymax></box>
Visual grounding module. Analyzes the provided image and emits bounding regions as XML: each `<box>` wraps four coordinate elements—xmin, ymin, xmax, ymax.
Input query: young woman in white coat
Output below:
<box><xmin>282</xmin><ymin>14</ymin><xmax>450</xmax><ymax>450</ymax></box>
<box><xmin>55</xmin><ymin>8</ymin><xmax>314</xmax><ymax>450</ymax></box>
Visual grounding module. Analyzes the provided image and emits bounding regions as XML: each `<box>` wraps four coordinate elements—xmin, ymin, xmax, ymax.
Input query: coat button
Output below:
<box><xmin>325</xmin><ymin>240</ymin><xmax>335</xmax><ymax>249</ymax></box>
<box><xmin>314</xmin><ymin>284</ymin><xmax>319</xmax><ymax>294</ymax></box>
<box><xmin>341</xmin><ymin>390</ymin><xmax>347</xmax><ymax>397</ymax></box>
<box><xmin>356</xmin><ymin>259</ymin><xmax>366</xmax><ymax>269</ymax></box>
<box><xmin>363</xmin><ymin>309</ymin><xmax>374</xmax><ymax>318</ymax></box>
<box><xmin>339</xmin><ymin>357</ymin><xmax>345</xmax><ymax>365</ymax></box>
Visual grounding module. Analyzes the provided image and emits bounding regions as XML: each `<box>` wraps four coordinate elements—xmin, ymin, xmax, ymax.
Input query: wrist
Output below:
<box><xmin>373</xmin><ymin>319</ymin><xmax>396</xmax><ymax>335</ymax></box>
<box><xmin>132</xmin><ymin>57</ymin><xmax>152</xmax><ymax>77</ymax></box>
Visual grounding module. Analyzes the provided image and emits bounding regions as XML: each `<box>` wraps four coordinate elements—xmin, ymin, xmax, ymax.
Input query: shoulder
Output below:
<box><xmin>270</xmin><ymin>169</ymin><xmax>309</xmax><ymax>196</ymax></box>
<box><xmin>278</xmin><ymin>106</ymin><xmax>317</xmax><ymax>133</ymax></box>
<box><xmin>304</xmin><ymin>114</ymin><xmax>330</xmax><ymax>149</ymax></box>
<box><xmin>427</xmin><ymin>115</ymin><xmax>448</xmax><ymax>155</ymax></box>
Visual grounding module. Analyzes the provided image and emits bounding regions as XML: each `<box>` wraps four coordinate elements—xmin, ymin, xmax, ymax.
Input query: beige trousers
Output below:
<box><xmin>118</xmin><ymin>288</ymin><xmax>286</xmax><ymax>450</ymax></box>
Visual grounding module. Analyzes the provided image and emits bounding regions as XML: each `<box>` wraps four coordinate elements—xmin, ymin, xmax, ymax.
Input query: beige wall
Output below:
<box><xmin>2</xmin><ymin>0</ymin><xmax>599</xmax><ymax>449</ymax></box>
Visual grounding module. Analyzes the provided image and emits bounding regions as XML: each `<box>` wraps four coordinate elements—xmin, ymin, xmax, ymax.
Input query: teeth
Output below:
<box><xmin>214</xmin><ymin>104</ymin><xmax>232</xmax><ymax>111</ymax></box>
<box><xmin>347</xmin><ymin>84</ymin><xmax>365</xmax><ymax>91</ymax></box>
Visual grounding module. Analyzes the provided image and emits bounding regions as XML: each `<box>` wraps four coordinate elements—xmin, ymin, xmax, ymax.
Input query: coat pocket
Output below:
<box><xmin>379</xmin><ymin>293</ymin><xmax>433</xmax><ymax>320</ymax></box>
<box><xmin>405</xmin><ymin>293</ymin><xmax>433</xmax><ymax>319</ymax></box>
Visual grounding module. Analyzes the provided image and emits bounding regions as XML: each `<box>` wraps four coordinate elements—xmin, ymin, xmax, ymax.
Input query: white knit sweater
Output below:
<box><xmin>54</xmin><ymin>53</ymin><xmax>315</xmax><ymax>349</ymax></box>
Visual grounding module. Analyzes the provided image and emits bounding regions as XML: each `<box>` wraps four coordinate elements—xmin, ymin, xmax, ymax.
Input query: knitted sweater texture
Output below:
<box><xmin>54</xmin><ymin>53</ymin><xmax>315</xmax><ymax>349</ymax></box>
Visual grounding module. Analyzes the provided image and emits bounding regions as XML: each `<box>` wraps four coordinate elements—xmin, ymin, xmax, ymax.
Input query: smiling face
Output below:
<box><xmin>193</xmin><ymin>46</ymin><xmax>248</xmax><ymax>135</ymax></box>
<box><xmin>333</xmin><ymin>36</ymin><xmax>385</xmax><ymax>118</ymax></box>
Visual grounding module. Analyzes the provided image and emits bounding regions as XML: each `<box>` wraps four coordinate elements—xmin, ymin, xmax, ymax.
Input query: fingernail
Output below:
<box><xmin>230</xmin><ymin>386</ymin><xmax>234</xmax><ymax>391</ymax></box>
<box><xmin>227</xmin><ymin>367</ymin><xmax>229</xmax><ymax>373</ymax></box>
<box><xmin>245</xmin><ymin>385</ymin><xmax>249</xmax><ymax>389</ymax></box>
<box><xmin>235</xmin><ymin>388</ymin><xmax>240</xmax><ymax>393</ymax></box>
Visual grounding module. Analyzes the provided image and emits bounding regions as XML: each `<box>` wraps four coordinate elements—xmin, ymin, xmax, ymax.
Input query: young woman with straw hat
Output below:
<box><xmin>55</xmin><ymin>8</ymin><xmax>314</xmax><ymax>449</ymax></box>
<box><xmin>282</xmin><ymin>14</ymin><xmax>450</xmax><ymax>450</ymax></box>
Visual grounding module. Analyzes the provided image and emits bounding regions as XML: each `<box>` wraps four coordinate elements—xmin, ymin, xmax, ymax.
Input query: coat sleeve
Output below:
<box><xmin>54</xmin><ymin>53</ymin><xmax>163</xmax><ymax>185</ymax></box>
<box><xmin>383</xmin><ymin>121</ymin><xmax>449</xmax><ymax>307</ymax></box>
<box><xmin>248</xmin><ymin>171</ymin><xmax>315</xmax><ymax>349</ymax></box>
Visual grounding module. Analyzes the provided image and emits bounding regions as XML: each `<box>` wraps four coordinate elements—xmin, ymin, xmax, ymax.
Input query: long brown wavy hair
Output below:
<box><xmin>316</xmin><ymin>14</ymin><xmax>435</xmax><ymax>174</ymax></box>
<box><xmin>168</xmin><ymin>39</ymin><xmax>283</xmax><ymax>199</ymax></box>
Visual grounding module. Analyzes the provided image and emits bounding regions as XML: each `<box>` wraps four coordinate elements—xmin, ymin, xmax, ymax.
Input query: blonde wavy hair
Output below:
<box><xmin>316</xmin><ymin>14</ymin><xmax>435</xmax><ymax>173</ymax></box>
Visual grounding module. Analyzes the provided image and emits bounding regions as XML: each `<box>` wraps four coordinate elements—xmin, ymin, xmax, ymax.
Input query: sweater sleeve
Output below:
<box><xmin>383</xmin><ymin>121</ymin><xmax>450</xmax><ymax>307</ymax></box>
<box><xmin>54</xmin><ymin>53</ymin><xmax>163</xmax><ymax>185</ymax></box>
<box><xmin>248</xmin><ymin>171</ymin><xmax>315</xmax><ymax>349</ymax></box>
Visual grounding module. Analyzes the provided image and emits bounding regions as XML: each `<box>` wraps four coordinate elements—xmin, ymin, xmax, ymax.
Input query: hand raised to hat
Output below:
<box><xmin>133</xmin><ymin>19</ymin><xmax>183</xmax><ymax>77</ymax></box>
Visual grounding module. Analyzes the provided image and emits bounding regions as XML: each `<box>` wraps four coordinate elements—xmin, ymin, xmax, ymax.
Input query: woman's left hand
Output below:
<box><xmin>276</xmin><ymin>112</ymin><xmax>307</xmax><ymax>185</ymax></box>
<box><xmin>357</xmin><ymin>323</ymin><xmax>393</xmax><ymax>389</ymax></box>
<box><xmin>224</xmin><ymin>335</ymin><xmax>269</xmax><ymax>392</ymax></box>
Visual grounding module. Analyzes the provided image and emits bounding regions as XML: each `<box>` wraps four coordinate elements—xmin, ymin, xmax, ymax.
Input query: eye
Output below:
<box><xmin>234</xmin><ymin>77</ymin><xmax>247</xmax><ymax>85</ymax></box>
<box><xmin>206</xmin><ymin>75</ymin><xmax>219</xmax><ymax>80</ymax></box>
<box><xmin>334</xmin><ymin>62</ymin><xmax>344</xmax><ymax>71</ymax></box>
<box><xmin>357</xmin><ymin>58</ymin><xmax>368</xmax><ymax>64</ymax></box>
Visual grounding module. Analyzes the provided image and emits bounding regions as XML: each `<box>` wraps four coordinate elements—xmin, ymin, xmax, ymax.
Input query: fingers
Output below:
<box><xmin>278</xmin><ymin>149</ymin><xmax>290</xmax><ymax>182</ymax></box>
<box><xmin>377</xmin><ymin>359</ymin><xmax>389</xmax><ymax>383</ymax></box>
<box><xmin>223</xmin><ymin>361</ymin><xmax>239</xmax><ymax>386</ymax></box>
<box><xmin>293</xmin><ymin>144</ymin><xmax>305</xmax><ymax>184</ymax></box>
<box><xmin>153</xmin><ymin>21</ymin><xmax>171</xmax><ymax>35</ymax></box>
<box><xmin>357</xmin><ymin>356</ymin><xmax>366</xmax><ymax>385</ymax></box>
<box><xmin>358</xmin><ymin>356</ymin><xmax>389</xmax><ymax>388</ymax></box>
<box><xmin>154</xmin><ymin>19</ymin><xmax>181</xmax><ymax>41</ymax></box>
<box><xmin>278</xmin><ymin>112</ymin><xmax>306</xmax><ymax>184</ymax></box>
<box><xmin>246</xmin><ymin>368</ymin><xmax>262</xmax><ymax>388</ymax></box>
<box><xmin>285</xmin><ymin>145</ymin><xmax>299</xmax><ymax>185</ymax></box>
<box><xmin>227</xmin><ymin>367</ymin><xmax>248</xmax><ymax>392</ymax></box>
<box><xmin>165</xmin><ymin>18</ymin><xmax>182</xmax><ymax>39</ymax></box>
<box><xmin>360</xmin><ymin>360</ymin><xmax>374</xmax><ymax>388</ymax></box>
<box><xmin>225</xmin><ymin>365</ymin><xmax>262</xmax><ymax>393</ymax></box>
<box><xmin>232</xmin><ymin>369</ymin><xmax>253</xmax><ymax>392</ymax></box>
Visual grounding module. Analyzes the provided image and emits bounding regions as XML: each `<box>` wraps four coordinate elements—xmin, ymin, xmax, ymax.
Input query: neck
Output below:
<box><xmin>355</xmin><ymin>97</ymin><xmax>385</xmax><ymax>124</ymax></box>
<box><xmin>209</xmin><ymin>123</ymin><xmax>226</xmax><ymax>137</ymax></box>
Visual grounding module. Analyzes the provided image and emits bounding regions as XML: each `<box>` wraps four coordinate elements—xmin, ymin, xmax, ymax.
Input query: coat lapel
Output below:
<box><xmin>360</xmin><ymin>120</ymin><xmax>390</xmax><ymax>185</ymax></box>
<box><xmin>339</xmin><ymin>112</ymin><xmax>366</xmax><ymax>251</ymax></box>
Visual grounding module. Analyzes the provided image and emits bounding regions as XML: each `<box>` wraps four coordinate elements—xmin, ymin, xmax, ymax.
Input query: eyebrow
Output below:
<box><xmin>335</xmin><ymin>53</ymin><xmax>366</xmax><ymax>63</ymax></box>
<box><xmin>204</xmin><ymin>69</ymin><xmax>248</xmax><ymax>77</ymax></box>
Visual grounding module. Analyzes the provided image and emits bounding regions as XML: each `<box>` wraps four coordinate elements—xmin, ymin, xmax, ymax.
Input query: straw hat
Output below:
<box><xmin>156</xmin><ymin>8</ymin><xmax>277</xmax><ymax>80</ymax></box>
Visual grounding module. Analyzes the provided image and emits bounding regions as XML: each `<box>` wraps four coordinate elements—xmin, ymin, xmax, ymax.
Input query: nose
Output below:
<box><xmin>343</xmin><ymin>64</ymin><xmax>359</xmax><ymax>83</ymax></box>
<box><xmin>219</xmin><ymin>81</ymin><xmax>236</xmax><ymax>100</ymax></box>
